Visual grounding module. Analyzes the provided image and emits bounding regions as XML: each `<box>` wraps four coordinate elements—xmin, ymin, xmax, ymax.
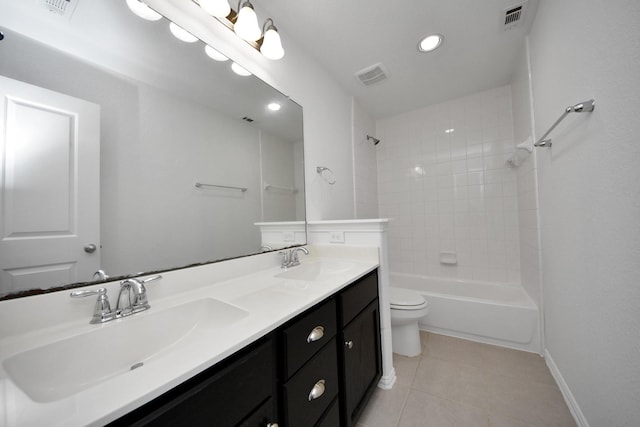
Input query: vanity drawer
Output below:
<box><xmin>282</xmin><ymin>298</ymin><xmax>336</xmax><ymax>378</ymax></box>
<box><xmin>338</xmin><ymin>269</ymin><xmax>379</xmax><ymax>327</ymax></box>
<box><xmin>282</xmin><ymin>337</ymin><xmax>338</xmax><ymax>427</ymax></box>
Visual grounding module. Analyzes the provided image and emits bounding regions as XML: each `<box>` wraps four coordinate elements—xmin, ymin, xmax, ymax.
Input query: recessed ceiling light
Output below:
<box><xmin>418</xmin><ymin>34</ymin><xmax>443</xmax><ymax>52</ymax></box>
<box><xmin>445</xmin><ymin>128</ymin><xmax>455</xmax><ymax>133</ymax></box>
<box><xmin>267</xmin><ymin>102</ymin><xmax>281</xmax><ymax>111</ymax></box>
<box><xmin>231</xmin><ymin>62</ymin><xmax>252</xmax><ymax>76</ymax></box>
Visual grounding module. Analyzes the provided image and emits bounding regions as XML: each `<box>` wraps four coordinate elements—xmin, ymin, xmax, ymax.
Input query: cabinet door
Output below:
<box><xmin>340</xmin><ymin>300</ymin><xmax>382</xmax><ymax>427</ymax></box>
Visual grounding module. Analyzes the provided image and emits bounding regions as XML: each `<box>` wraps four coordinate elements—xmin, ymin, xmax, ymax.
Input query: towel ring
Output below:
<box><xmin>316</xmin><ymin>166</ymin><xmax>336</xmax><ymax>185</ymax></box>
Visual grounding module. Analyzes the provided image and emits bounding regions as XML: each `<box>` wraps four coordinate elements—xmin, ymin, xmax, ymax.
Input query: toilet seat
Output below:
<box><xmin>389</xmin><ymin>287</ymin><xmax>428</xmax><ymax>310</ymax></box>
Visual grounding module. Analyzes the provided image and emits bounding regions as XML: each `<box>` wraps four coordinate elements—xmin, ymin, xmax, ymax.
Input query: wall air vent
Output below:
<box><xmin>39</xmin><ymin>0</ymin><xmax>80</xmax><ymax>19</ymax></box>
<box><xmin>354</xmin><ymin>63</ymin><xmax>389</xmax><ymax>87</ymax></box>
<box><xmin>502</xmin><ymin>1</ymin><xmax>527</xmax><ymax>29</ymax></box>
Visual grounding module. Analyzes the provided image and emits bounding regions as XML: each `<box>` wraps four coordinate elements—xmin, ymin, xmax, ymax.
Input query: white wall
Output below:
<box><xmin>376</xmin><ymin>86</ymin><xmax>521</xmax><ymax>283</ymax></box>
<box><xmin>528</xmin><ymin>1</ymin><xmax>640</xmax><ymax>425</ymax></box>
<box><xmin>352</xmin><ymin>99</ymin><xmax>379</xmax><ymax>218</ymax></box>
<box><xmin>149</xmin><ymin>0</ymin><xmax>356</xmax><ymax>221</ymax></box>
<box><xmin>260</xmin><ymin>131</ymin><xmax>297</xmax><ymax>222</ymax></box>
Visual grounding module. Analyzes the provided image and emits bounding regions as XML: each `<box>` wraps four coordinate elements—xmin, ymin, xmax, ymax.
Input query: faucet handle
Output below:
<box><xmin>70</xmin><ymin>288</ymin><xmax>114</xmax><ymax>324</ymax></box>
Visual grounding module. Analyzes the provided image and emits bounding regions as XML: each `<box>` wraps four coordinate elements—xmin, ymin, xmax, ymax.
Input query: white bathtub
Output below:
<box><xmin>390</xmin><ymin>273</ymin><xmax>541</xmax><ymax>353</ymax></box>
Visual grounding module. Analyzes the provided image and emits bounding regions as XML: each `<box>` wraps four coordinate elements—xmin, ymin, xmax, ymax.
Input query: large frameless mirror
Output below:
<box><xmin>0</xmin><ymin>0</ymin><xmax>305</xmax><ymax>299</ymax></box>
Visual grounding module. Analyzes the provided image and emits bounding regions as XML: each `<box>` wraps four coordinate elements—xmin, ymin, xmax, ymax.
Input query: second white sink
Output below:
<box><xmin>2</xmin><ymin>298</ymin><xmax>248</xmax><ymax>403</ymax></box>
<box><xmin>275</xmin><ymin>260</ymin><xmax>354</xmax><ymax>281</ymax></box>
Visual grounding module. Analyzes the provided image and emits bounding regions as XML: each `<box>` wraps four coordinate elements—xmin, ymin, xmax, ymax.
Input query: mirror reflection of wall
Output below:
<box><xmin>0</xmin><ymin>0</ymin><xmax>304</xmax><ymax>299</ymax></box>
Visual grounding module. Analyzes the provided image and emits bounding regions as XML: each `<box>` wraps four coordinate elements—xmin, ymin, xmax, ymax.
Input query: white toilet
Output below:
<box><xmin>389</xmin><ymin>287</ymin><xmax>429</xmax><ymax>357</ymax></box>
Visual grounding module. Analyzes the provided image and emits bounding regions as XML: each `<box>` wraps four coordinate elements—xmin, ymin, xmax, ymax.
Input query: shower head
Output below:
<box><xmin>366</xmin><ymin>135</ymin><xmax>380</xmax><ymax>145</ymax></box>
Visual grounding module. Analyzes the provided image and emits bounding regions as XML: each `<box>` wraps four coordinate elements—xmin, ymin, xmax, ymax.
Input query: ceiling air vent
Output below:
<box><xmin>502</xmin><ymin>1</ymin><xmax>527</xmax><ymax>29</ymax></box>
<box><xmin>354</xmin><ymin>63</ymin><xmax>389</xmax><ymax>87</ymax></box>
<box><xmin>242</xmin><ymin>116</ymin><xmax>255</xmax><ymax>123</ymax></box>
<box><xmin>39</xmin><ymin>0</ymin><xmax>80</xmax><ymax>19</ymax></box>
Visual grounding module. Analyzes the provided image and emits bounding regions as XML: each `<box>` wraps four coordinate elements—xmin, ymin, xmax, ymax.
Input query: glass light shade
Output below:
<box><xmin>231</xmin><ymin>62</ymin><xmax>252</xmax><ymax>76</ymax></box>
<box><xmin>169</xmin><ymin>22</ymin><xmax>199</xmax><ymax>43</ymax></box>
<box><xmin>205</xmin><ymin>45</ymin><xmax>229</xmax><ymax>61</ymax></box>
<box><xmin>260</xmin><ymin>27</ymin><xmax>284</xmax><ymax>60</ymax></box>
<box><xmin>234</xmin><ymin>3</ymin><xmax>261</xmax><ymax>42</ymax></box>
<box><xmin>199</xmin><ymin>0</ymin><xmax>231</xmax><ymax>18</ymax></box>
<box><xmin>418</xmin><ymin>34</ymin><xmax>443</xmax><ymax>52</ymax></box>
<box><xmin>126</xmin><ymin>0</ymin><xmax>162</xmax><ymax>21</ymax></box>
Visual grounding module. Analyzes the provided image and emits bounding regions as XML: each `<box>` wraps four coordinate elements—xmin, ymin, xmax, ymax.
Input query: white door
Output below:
<box><xmin>0</xmin><ymin>75</ymin><xmax>100</xmax><ymax>296</ymax></box>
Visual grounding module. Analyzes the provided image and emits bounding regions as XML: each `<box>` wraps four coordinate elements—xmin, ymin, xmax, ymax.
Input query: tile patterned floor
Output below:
<box><xmin>358</xmin><ymin>332</ymin><xmax>576</xmax><ymax>427</ymax></box>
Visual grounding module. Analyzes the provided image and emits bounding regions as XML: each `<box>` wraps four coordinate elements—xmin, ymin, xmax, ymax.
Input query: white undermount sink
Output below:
<box><xmin>2</xmin><ymin>298</ymin><xmax>248</xmax><ymax>403</ymax></box>
<box><xmin>275</xmin><ymin>260</ymin><xmax>354</xmax><ymax>281</ymax></box>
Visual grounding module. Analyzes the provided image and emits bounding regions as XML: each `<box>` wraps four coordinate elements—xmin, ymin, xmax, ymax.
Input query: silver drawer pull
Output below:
<box><xmin>306</xmin><ymin>326</ymin><xmax>325</xmax><ymax>343</ymax></box>
<box><xmin>308</xmin><ymin>379</ymin><xmax>326</xmax><ymax>401</ymax></box>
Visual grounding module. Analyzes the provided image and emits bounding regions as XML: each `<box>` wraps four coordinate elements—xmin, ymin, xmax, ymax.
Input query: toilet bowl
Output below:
<box><xmin>389</xmin><ymin>287</ymin><xmax>429</xmax><ymax>357</ymax></box>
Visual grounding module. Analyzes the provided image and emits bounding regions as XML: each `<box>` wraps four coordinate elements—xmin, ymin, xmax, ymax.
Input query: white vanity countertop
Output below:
<box><xmin>0</xmin><ymin>246</ymin><xmax>379</xmax><ymax>427</ymax></box>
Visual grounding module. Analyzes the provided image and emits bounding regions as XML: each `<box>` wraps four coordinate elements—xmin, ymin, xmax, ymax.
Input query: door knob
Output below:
<box><xmin>84</xmin><ymin>243</ymin><xmax>97</xmax><ymax>253</ymax></box>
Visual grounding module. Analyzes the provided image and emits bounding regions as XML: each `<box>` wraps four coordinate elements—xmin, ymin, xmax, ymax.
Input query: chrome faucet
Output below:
<box><xmin>70</xmin><ymin>275</ymin><xmax>162</xmax><ymax>324</ymax></box>
<box><xmin>279</xmin><ymin>247</ymin><xmax>309</xmax><ymax>269</ymax></box>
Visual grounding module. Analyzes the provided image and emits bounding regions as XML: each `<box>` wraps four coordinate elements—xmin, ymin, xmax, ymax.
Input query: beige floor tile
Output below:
<box><xmin>487</xmin><ymin>373</ymin><xmax>576</xmax><ymax>427</ymax></box>
<box><xmin>397</xmin><ymin>389</ymin><xmax>489</xmax><ymax>427</ymax></box>
<box><xmin>423</xmin><ymin>333</ymin><xmax>491</xmax><ymax>368</ymax></box>
<box><xmin>489</xmin><ymin>414</ymin><xmax>537</xmax><ymax>427</ymax></box>
<box><xmin>357</xmin><ymin>385</ymin><xmax>410</xmax><ymax>427</ymax></box>
<box><xmin>481</xmin><ymin>345</ymin><xmax>556</xmax><ymax>386</ymax></box>
<box><xmin>393</xmin><ymin>353</ymin><xmax>421</xmax><ymax>387</ymax></box>
<box><xmin>412</xmin><ymin>355</ymin><xmax>489</xmax><ymax>409</ymax></box>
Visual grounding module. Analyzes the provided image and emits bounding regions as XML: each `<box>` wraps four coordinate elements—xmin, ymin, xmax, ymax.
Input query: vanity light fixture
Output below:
<box><xmin>205</xmin><ymin>44</ymin><xmax>229</xmax><ymax>61</ymax></box>
<box><xmin>234</xmin><ymin>0</ymin><xmax>262</xmax><ymax>42</ymax></box>
<box><xmin>169</xmin><ymin>22</ymin><xmax>199</xmax><ymax>42</ymax></box>
<box><xmin>267</xmin><ymin>102</ymin><xmax>281</xmax><ymax>111</ymax></box>
<box><xmin>260</xmin><ymin>19</ymin><xmax>284</xmax><ymax>60</ymax></box>
<box><xmin>199</xmin><ymin>0</ymin><xmax>231</xmax><ymax>18</ymax></box>
<box><xmin>231</xmin><ymin>62</ymin><xmax>252</xmax><ymax>76</ymax></box>
<box><xmin>193</xmin><ymin>0</ymin><xmax>285</xmax><ymax>60</ymax></box>
<box><xmin>418</xmin><ymin>33</ymin><xmax>444</xmax><ymax>52</ymax></box>
<box><xmin>126</xmin><ymin>0</ymin><xmax>162</xmax><ymax>21</ymax></box>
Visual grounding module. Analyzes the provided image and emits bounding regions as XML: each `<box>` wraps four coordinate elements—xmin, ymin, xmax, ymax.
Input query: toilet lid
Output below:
<box><xmin>389</xmin><ymin>287</ymin><xmax>426</xmax><ymax>308</ymax></box>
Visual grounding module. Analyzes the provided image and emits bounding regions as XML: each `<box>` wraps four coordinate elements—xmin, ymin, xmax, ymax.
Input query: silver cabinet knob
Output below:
<box><xmin>84</xmin><ymin>243</ymin><xmax>97</xmax><ymax>253</ymax></box>
<box><xmin>345</xmin><ymin>340</ymin><xmax>354</xmax><ymax>349</ymax></box>
<box><xmin>308</xmin><ymin>379</ymin><xmax>326</xmax><ymax>401</ymax></box>
<box><xmin>306</xmin><ymin>326</ymin><xmax>325</xmax><ymax>343</ymax></box>
<box><xmin>266</xmin><ymin>424</ymin><xmax>279</xmax><ymax>427</ymax></box>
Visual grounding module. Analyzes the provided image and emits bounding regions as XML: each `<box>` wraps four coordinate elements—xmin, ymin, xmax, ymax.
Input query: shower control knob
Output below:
<box><xmin>345</xmin><ymin>340</ymin><xmax>354</xmax><ymax>349</ymax></box>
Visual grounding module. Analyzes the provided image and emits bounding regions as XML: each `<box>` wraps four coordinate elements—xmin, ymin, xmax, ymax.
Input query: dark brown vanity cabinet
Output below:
<box><xmin>338</xmin><ymin>270</ymin><xmax>382</xmax><ymax>427</ymax></box>
<box><xmin>109</xmin><ymin>269</ymin><xmax>381</xmax><ymax>427</ymax></box>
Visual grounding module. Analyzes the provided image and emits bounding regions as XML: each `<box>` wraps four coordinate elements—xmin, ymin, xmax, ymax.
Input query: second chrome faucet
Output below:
<box><xmin>279</xmin><ymin>247</ymin><xmax>309</xmax><ymax>269</ymax></box>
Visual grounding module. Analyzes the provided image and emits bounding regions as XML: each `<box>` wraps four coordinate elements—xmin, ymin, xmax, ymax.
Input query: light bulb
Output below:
<box><xmin>169</xmin><ymin>22</ymin><xmax>198</xmax><ymax>43</ymax></box>
<box><xmin>267</xmin><ymin>102</ymin><xmax>281</xmax><ymax>111</ymax></box>
<box><xmin>260</xmin><ymin>26</ymin><xmax>284</xmax><ymax>60</ymax></box>
<box><xmin>199</xmin><ymin>0</ymin><xmax>231</xmax><ymax>18</ymax></box>
<box><xmin>205</xmin><ymin>45</ymin><xmax>229</xmax><ymax>61</ymax></box>
<box><xmin>234</xmin><ymin>2</ymin><xmax>261</xmax><ymax>42</ymax></box>
<box><xmin>231</xmin><ymin>62</ymin><xmax>252</xmax><ymax>76</ymax></box>
<box><xmin>126</xmin><ymin>0</ymin><xmax>162</xmax><ymax>21</ymax></box>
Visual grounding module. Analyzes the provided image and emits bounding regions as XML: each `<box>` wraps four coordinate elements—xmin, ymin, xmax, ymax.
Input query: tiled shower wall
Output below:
<box><xmin>376</xmin><ymin>86</ymin><xmax>520</xmax><ymax>283</ymax></box>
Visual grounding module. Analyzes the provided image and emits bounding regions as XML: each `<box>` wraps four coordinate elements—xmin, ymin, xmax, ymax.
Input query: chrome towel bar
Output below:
<box><xmin>534</xmin><ymin>99</ymin><xmax>595</xmax><ymax>148</ymax></box>
<box><xmin>195</xmin><ymin>182</ymin><xmax>248</xmax><ymax>192</ymax></box>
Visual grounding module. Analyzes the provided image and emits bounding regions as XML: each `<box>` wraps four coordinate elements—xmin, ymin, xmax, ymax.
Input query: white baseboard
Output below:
<box><xmin>544</xmin><ymin>350</ymin><xmax>590</xmax><ymax>427</ymax></box>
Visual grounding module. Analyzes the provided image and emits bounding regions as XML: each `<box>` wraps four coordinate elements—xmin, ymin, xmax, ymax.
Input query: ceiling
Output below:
<box><xmin>261</xmin><ymin>0</ymin><xmax>539</xmax><ymax>119</ymax></box>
